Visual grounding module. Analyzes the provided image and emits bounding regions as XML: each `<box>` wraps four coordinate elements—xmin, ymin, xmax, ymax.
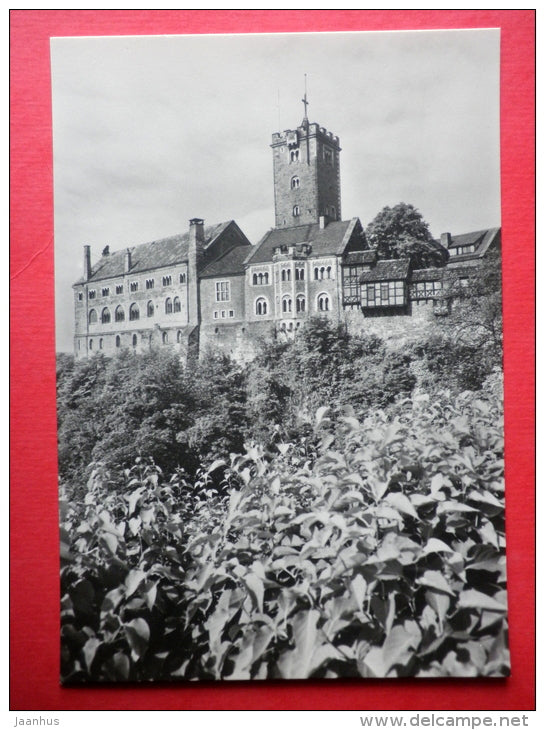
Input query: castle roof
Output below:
<box><xmin>411</xmin><ymin>267</ymin><xmax>445</xmax><ymax>282</ymax></box>
<box><xmin>445</xmin><ymin>227</ymin><xmax>501</xmax><ymax>263</ymax></box>
<box><xmin>246</xmin><ymin>218</ymin><xmax>361</xmax><ymax>266</ymax></box>
<box><xmin>360</xmin><ymin>258</ymin><xmax>411</xmax><ymax>283</ymax></box>
<box><xmin>344</xmin><ymin>250</ymin><xmax>377</xmax><ymax>265</ymax></box>
<box><xmin>75</xmin><ymin>221</ymin><xmax>233</xmax><ymax>284</ymax></box>
<box><xmin>200</xmin><ymin>244</ymin><xmax>252</xmax><ymax>278</ymax></box>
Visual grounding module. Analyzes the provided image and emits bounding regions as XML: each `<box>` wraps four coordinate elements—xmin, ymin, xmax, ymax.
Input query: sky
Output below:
<box><xmin>51</xmin><ymin>29</ymin><xmax>500</xmax><ymax>352</ymax></box>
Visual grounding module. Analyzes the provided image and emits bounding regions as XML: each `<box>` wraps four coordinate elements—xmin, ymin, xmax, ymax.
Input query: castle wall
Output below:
<box><xmin>341</xmin><ymin>300</ymin><xmax>438</xmax><ymax>344</ymax></box>
<box><xmin>200</xmin><ymin>274</ymin><xmax>246</xmax><ymax>325</ymax></box>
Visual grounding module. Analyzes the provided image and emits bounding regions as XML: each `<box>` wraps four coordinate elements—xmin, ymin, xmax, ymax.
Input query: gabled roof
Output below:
<box><xmin>360</xmin><ymin>259</ymin><xmax>411</xmax><ymax>283</ymax></box>
<box><xmin>446</xmin><ymin>227</ymin><xmax>501</xmax><ymax>263</ymax></box>
<box><xmin>75</xmin><ymin>221</ymin><xmax>233</xmax><ymax>285</ymax></box>
<box><xmin>200</xmin><ymin>244</ymin><xmax>252</xmax><ymax>278</ymax></box>
<box><xmin>245</xmin><ymin>218</ymin><xmax>361</xmax><ymax>266</ymax></box>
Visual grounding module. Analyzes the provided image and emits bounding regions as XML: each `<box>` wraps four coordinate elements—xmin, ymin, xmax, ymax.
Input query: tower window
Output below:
<box><xmin>295</xmin><ymin>267</ymin><xmax>305</xmax><ymax>281</ymax></box>
<box><xmin>115</xmin><ymin>305</ymin><xmax>125</xmax><ymax>322</ymax></box>
<box><xmin>290</xmin><ymin>149</ymin><xmax>300</xmax><ymax>163</ymax></box>
<box><xmin>282</xmin><ymin>296</ymin><xmax>292</xmax><ymax>313</ymax></box>
<box><xmin>77</xmin><ymin>292</ymin><xmax>83</xmax><ymax>301</ymax></box>
<box><xmin>324</xmin><ymin>147</ymin><xmax>333</xmax><ymax>165</ymax></box>
<box><xmin>293</xmin><ymin>205</ymin><xmax>300</xmax><ymax>217</ymax></box>
<box><xmin>291</xmin><ymin>176</ymin><xmax>300</xmax><ymax>189</ymax></box>
<box><xmin>296</xmin><ymin>295</ymin><xmax>306</xmax><ymax>313</ymax></box>
<box><xmin>255</xmin><ymin>297</ymin><xmax>268</xmax><ymax>316</ymax></box>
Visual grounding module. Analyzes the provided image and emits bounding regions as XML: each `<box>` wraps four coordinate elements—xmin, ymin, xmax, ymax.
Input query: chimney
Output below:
<box><xmin>188</xmin><ymin>218</ymin><xmax>205</xmax><ymax>326</ymax></box>
<box><xmin>124</xmin><ymin>248</ymin><xmax>132</xmax><ymax>273</ymax></box>
<box><xmin>83</xmin><ymin>245</ymin><xmax>91</xmax><ymax>280</ymax></box>
<box><xmin>440</xmin><ymin>232</ymin><xmax>452</xmax><ymax>248</ymax></box>
<box><xmin>319</xmin><ymin>215</ymin><xmax>329</xmax><ymax>230</ymax></box>
<box><xmin>102</xmin><ymin>245</ymin><xmax>110</xmax><ymax>257</ymax></box>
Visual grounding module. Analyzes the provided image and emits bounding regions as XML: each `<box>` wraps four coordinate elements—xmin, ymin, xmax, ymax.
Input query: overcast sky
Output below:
<box><xmin>51</xmin><ymin>29</ymin><xmax>500</xmax><ymax>352</ymax></box>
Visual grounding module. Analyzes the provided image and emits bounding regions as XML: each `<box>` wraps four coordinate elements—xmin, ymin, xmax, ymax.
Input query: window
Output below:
<box><xmin>215</xmin><ymin>281</ymin><xmax>230</xmax><ymax>302</ymax></box>
<box><xmin>221</xmin><ymin>310</ymin><xmax>226</xmax><ymax>318</ymax></box>
<box><xmin>162</xmin><ymin>275</ymin><xmax>172</xmax><ymax>287</ymax></box>
<box><xmin>252</xmin><ymin>273</ymin><xmax>258</xmax><ymax>285</ymax></box>
<box><xmin>165</xmin><ymin>297</ymin><xmax>173</xmax><ymax>314</ymax></box>
<box><xmin>130</xmin><ymin>281</ymin><xmax>138</xmax><ymax>292</ymax></box>
<box><xmin>324</xmin><ymin>147</ymin><xmax>333</xmax><ymax>165</ymax></box>
<box><xmin>101</xmin><ymin>307</ymin><xmax>111</xmax><ymax>324</ymax></box>
<box><xmin>326</xmin><ymin>266</ymin><xmax>332</xmax><ymax>279</ymax></box>
<box><xmin>89</xmin><ymin>339</ymin><xmax>93</xmax><ymax>350</ymax></box>
<box><xmin>295</xmin><ymin>267</ymin><xmax>305</xmax><ymax>281</ymax></box>
<box><xmin>296</xmin><ymin>295</ymin><xmax>306</xmax><ymax>313</ymax></box>
<box><xmin>314</xmin><ymin>267</ymin><xmax>319</xmax><ymax>280</ymax></box>
<box><xmin>290</xmin><ymin>149</ymin><xmax>300</xmax><ymax>162</ymax></box>
<box><xmin>116</xmin><ymin>284</ymin><xmax>123</xmax><ymax>295</ymax></box>
<box><xmin>229</xmin><ymin>310</ymin><xmax>234</xmax><ymax>318</ymax></box>
<box><xmin>88</xmin><ymin>289</ymin><xmax>96</xmax><ymax>299</ymax></box>
<box><xmin>132</xmin><ymin>334</ymin><xmax>137</xmax><ymax>347</ymax></box>
<box><xmin>179</xmin><ymin>273</ymin><xmax>186</xmax><ymax>284</ymax></box>
<box><xmin>317</xmin><ymin>293</ymin><xmax>330</xmax><ymax>312</ymax></box>
<box><xmin>293</xmin><ymin>205</ymin><xmax>300</xmax><ymax>217</ymax></box>
<box><xmin>77</xmin><ymin>292</ymin><xmax>83</xmax><ymax>301</ymax></box>
<box><xmin>213</xmin><ymin>311</ymin><xmax>219</xmax><ymax>319</ymax></box>
<box><xmin>162</xmin><ymin>331</ymin><xmax>168</xmax><ymax>345</ymax></box>
<box><xmin>282</xmin><ymin>296</ymin><xmax>292</xmax><ymax>313</ymax></box>
<box><xmin>177</xmin><ymin>330</ymin><xmax>182</xmax><ymax>343</ymax></box>
<box><xmin>88</xmin><ymin>309</ymin><xmax>97</xmax><ymax>324</ymax></box>
<box><xmin>99</xmin><ymin>338</ymin><xmax>103</xmax><ymax>350</ymax></box>
<box><xmin>146</xmin><ymin>278</ymin><xmax>154</xmax><ymax>290</ymax></box>
<box><xmin>147</xmin><ymin>301</ymin><xmax>154</xmax><ymax>317</ymax></box>
<box><xmin>173</xmin><ymin>296</ymin><xmax>181</xmax><ymax>313</ymax></box>
<box><xmin>129</xmin><ymin>303</ymin><xmax>139</xmax><ymax>321</ymax></box>
<box><xmin>291</xmin><ymin>176</ymin><xmax>300</xmax><ymax>189</ymax></box>
<box><xmin>115</xmin><ymin>335</ymin><xmax>121</xmax><ymax>348</ymax></box>
<box><xmin>380</xmin><ymin>283</ymin><xmax>389</xmax><ymax>302</ymax></box>
<box><xmin>101</xmin><ymin>287</ymin><xmax>109</xmax><ymax>297</ymax></box>
<box><xmin>320</xmin><ymin>267</ymin><xmax>325</xmax><ymax>280</ymax></box>
<box><xmin>255</xmin><ymin>298</ymin><xmax>268</xmax><ymax>316</ymax></box>
<box><xmin>115</xmin><ymin>305</ymin><xmax>125</xmax><ymax>322</ymax></box>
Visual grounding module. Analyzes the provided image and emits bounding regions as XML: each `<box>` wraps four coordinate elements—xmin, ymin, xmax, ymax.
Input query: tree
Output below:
<box><xmin>365</xmin><ymin>203</ymin><xmax>446</xmax><ymax>267</ymax></box>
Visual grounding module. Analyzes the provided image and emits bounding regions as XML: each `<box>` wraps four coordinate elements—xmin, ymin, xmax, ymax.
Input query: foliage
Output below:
<box><xmin>365</xmin><ymin>203</ymin><xmax>446</xmax><ymax>267</ymax></box>
<box><xmin>60</xmin><ymin>385</ymin><xmax>508</xmax><ymax>681</ymax></box>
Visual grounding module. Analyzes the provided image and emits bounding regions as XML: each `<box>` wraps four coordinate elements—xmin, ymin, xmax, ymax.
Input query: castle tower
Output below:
<box><xmin>271</xmin><ymin>92</ymin><xmax>341</xmax><ymax>228</ymax></box>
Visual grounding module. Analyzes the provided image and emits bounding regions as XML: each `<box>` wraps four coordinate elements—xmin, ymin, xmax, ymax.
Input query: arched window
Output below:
<box><xmin>115</xmin><ymin>305</ymin><xmax>125</xmax><ymax>322</ymax></box>
<box><xmin>162</xmin><ymin>331</ymin><xmax>168</xmax><ymax>345</ymax></box>
<box><xmin>89</xmin><ymin>339</ymin><xmax>93</xmax><ymax>350</ymax></box>
<box><xmin>115</xmin><ymin>335</ymin><xmax>121</xmax><ymax>348</ymax></box>
<box><xmin>318</xmin><ymin>293</ymin><xmax>330</xmax><ymax>312</ymax></box>
<box><xmin>295</xmin><ymin>267</ymin><xmax>304</xmax><ymax>281</ymax></box>
<box><xmin>173</xmin><ymin>297</ymin><xmax>181</xmax><ymax>313</ymax></box>
<box><xmin>101</xmin><ymin>307</ymin><xmax>111</xmax><ymax>324</ymax></box>
<box><xmin>165</xmin><ymin>297</ymin><xmax>173</xmax><ymax>314</ymax></box>
<box><xmin>290</xmin><ymin>149</ymin><xmax>300</xmax><ymax>162</ymax></box>
<box><xmin>132</xmin><ymin>334</ymin><xmax>137</xmax><ymax>347</ymax></box>
<box><xmin>162</xmin><ymin>275</ymin><xmax>172</xmax><ymax>287</ymax></box>
<box><xmin>293</xmin><ymin>205</ymin><xmax>300</xmax><ymax>217</ymax></box>
<box><xmin>264</xmin><ymin>272</ymin><xmax>269</xmax><ymax>284</ymax></box>
<box><xmin>282</xmin><ymin>296</ymin><xmax>292</xmax><ymax>313</ymax></box>
<box><xmin>252</xmin><ymin>273</ymin><xmax>258</xmax><ymax>285</ymax></box>
<box><xmin>291</xmin><ymin>176</ymin><xmax>300</xmax><ymax>189</ymax></box>
<box><xmin>147</xmin><ymin>301</ymin><xmax>154</xmax><ymax>317</ymax></box>
<box><xmin>88</xmin><ymin>309</ymin><xmax>97</xmax><ymax>324</ymax></box>
<box><xmin>255</xmin><ymin>298</ymin><xmax>268</xmax><ymax>316</ymax></box>
<box><xmin>179</xmin><ymin>273</ymin><xmax>186</xmax><ymax>284</ymax></box>
<box><xmin>129</xmin><ymin>303</ymin><xmax>139</xmax><ymax>321</ymax></box>
<box><xmin>314</xmin><ymin>267</ymin><xmax>319</xmax><ymax>280</ymax></box>
<box><xmin>288</xmin><ymin>322</ymin><xmax>293</xmax><ymax>331</ymax></box>
<box><xmin>296</xmin><ymin>295</ymin><xmax>306</xmax><ymax>313</ymax></box>
<box><xmin>320</xmin><ymin>267</ymin><xmax>325</xmax><ymax>280</ymax></box>
<box><xmin>177</xmin><ymin>330</ymin><xmax>182</xmax><ymax>343</ymax></box>
<box><xmin>326</xmin><ymin>266</ymin><xmax>332</xmax><ymax>279</ymax></box>
<box><xmin>258</xmin><ymin>273</ymin><xmax>263</xmax><ymax>285</ymax></box>
<box><xmin>99</xmin><ymin>338</ymin><xmax>103</xmax><ymax>350</ymax></box>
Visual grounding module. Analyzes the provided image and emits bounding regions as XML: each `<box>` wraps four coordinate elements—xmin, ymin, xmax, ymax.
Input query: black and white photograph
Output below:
<box><xmin>53</xmin><ymin>29</ymin><xmax>508</xmax><ymax>682</ymax></box>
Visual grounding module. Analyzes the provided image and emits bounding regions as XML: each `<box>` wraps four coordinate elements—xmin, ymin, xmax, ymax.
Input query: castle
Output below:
<box><xmin>73</xmin><ymin>102</ymin><xmax>500</xmax><ymax>361</ymax></box>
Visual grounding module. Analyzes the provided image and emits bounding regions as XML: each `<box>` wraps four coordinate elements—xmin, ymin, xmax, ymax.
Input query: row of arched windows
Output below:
<box><xmin>255</xmin><ymin>293</ymin><xmax>329</xmax><ymax>316</ymax></box>
<box><xmin>89</xmin><ymin>298</ymin><xmax>182</xmax><ymax>325</ymax></box>
<box><xmin>252</xmin><ymin>272</ymin><xmax>270</xmax><ymax>285</ymax></box>
<box><xmin>88</xmin><ymin>330</ymin><xmax>186</xmax><ymax>351</ymax></box>
<box><xmin>314</xmin><ymin>266</ymin><xmax>333</xmax><ymax>280</ymax></box>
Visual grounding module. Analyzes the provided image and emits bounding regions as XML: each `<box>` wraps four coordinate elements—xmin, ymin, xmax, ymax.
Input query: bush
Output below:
<box><xmin>60</xmin><ymin>385</ymin><xmax>508</xmax><ymax>681</ymax></box>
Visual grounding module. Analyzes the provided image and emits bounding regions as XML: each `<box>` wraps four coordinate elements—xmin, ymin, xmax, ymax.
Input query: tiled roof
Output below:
<box><xmin>344</xmin><ymin>249</ymin><xmax>377</xmax><ymax>265</ymax></box>
<box><xmin>360</xmin><ymin>259</ymin><xmax>411</xmax><ymax>283</ymax></box>
<box><xmin>411</xmin><ymin>267</ymin><xmax>445</xmax><ymax>282</ymax></box>
<box><xmin>200</xmin><ymin>244</ymin><xmax>253</xmax><ymax>278</ymax></box>
<box><xmin>245</xmin><ymin>218</ymin><xmax>360</xmax><ymax>265</ymax></box>
<box><xmin>76</xmin><ymin>221</ymin><xmax>232</xmax><ymax>284</ymax></box>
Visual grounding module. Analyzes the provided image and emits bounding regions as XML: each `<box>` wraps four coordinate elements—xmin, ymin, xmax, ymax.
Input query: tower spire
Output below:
<box><xmin>301</xmin><ymin>74</ymin><xmax>309</xmax><ymax>126</ymax></box>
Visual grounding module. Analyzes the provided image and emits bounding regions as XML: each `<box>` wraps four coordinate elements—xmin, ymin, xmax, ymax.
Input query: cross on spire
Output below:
<box><xmin>301</xmin><ymin>74</ymin><xmax>309</xmax><ymax>124</ymax></box>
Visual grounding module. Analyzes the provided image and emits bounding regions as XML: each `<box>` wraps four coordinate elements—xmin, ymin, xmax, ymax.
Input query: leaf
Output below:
<box><xmin>457</xmin><ymin>589</ymin><xmax>506</xmax><ymax>612</ymax></box>
<box><xmin>100</xmin><ymin>532</ymin><xmax>118</xmax><ymax>555</ymax></box>
<box><xmin>416</xmin><ymin>570</ymin><xmax>455</xmax><ymax>596</ymax></box>
<box><xmin>125</xmin><ymin>569</ymin><xmax>147</xmax><ymax>598</ymax></box>
<box><xmin>385</xmin><ymin>492</ymin><xmax>419</xmax><ymax>519</ymax></box>
<box><xmin>103</xmin><ymin>651</ymin><xmax>130</xmax><ymax>681</ymax></box>
<box><xmin>422</xmin><ymin>538</ymin><xmax>454</xmax><ymax>555</ymax></box>
<box><xmin>381</xmin><ymin>621</ymin><xmax>421</xmax><ymax>673</ymax></box>
<box><xmin>315</xmin><ymin>406</ymin><xmax>330</xmax><ymax>426</ymax></box>
<box><xmin>82</xmin><ymin>637</ymin><xmax>101</xmax><ymax>674</ymax></box>
<box><xmin>437</xmin><ymin>501</ymin><xmax>478</xmax><ymax>514</ymax></box>
<box><xmin>277</xmin><ymin>609</ymin><xmax>320</xmax><ymax>679</ymax></box>
<box><xmin>351</xmin><ymin>574</ymin><xmax>367</xmax><ymax>609</ymax></box>
<box><xmin>244</xmin><ymin>572</ymin><xmax>264</xmax><ymax>614</ymax></box>
<box><xmin>126</xmin><ymin>487</ymin><xmax>146</xmax><ymax>517</ymax></box>
<box><xmin>425</xmin><ymin>590</ymin><xmax>450</xmax><ymax>632</ymax></box>
<box><xmin>124</xmin><ymin>618</ymin><xmax>150</xmax><ymax>660</ymax></box>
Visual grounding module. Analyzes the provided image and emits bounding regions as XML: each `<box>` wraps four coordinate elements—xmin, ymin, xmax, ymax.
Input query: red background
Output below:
<box><xmin>10</xmin><ymin>10</ymin><xmax>535</xmax><ymax>711</ymax></box>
